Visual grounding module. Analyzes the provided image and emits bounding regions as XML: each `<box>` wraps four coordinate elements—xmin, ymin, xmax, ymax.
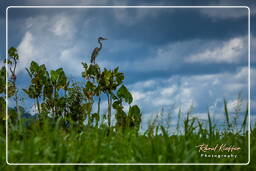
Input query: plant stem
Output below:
<box><xmin>107</xmin><ymin>93</ymin><xmax>112</xmax><ymax>127</ymax></box>
<box><xmin>97</xmin><ymin>95</ymin><xmax>101</xmax><ymax>115</ymax></box>
<box><xmin>207</xmin><ymin>110</ymin><xmax>213</xmax><ymax>137</ymax></box>
<box><xmin>36</xmin><ymin>97</ymin><xmax>40</xmax><ymax>114</ymax></box>
<box><xmin>14</xmin><ymin>89</ymin><xmax>22</xmax><ymax>133</ymax></box>
<box><xmin>53</xmin><ymin>86</ymin><xmax>56</xmax><ymax>119</ymax></box>
<box><xmin>224</xmin><ymin>99</ymin><xmax>231</xmax><ymax>131</ymax></box>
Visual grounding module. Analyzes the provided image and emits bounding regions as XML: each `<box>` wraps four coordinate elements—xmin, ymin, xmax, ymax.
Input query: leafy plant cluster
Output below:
<box><xmin>2</xmin><ymin>47</ymin><xmax>142</xmax><ymax>133</ymax></box>
<box><xmin>0</xmin><ymin>47</ymin><xmax>20</xmax><ymax>125</ymax></box>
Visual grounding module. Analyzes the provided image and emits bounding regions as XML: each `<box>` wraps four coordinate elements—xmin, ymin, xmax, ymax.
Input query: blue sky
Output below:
<box><xmin>1</xmin><ymin>0</ymin><xmax>256</xmax><ymax>131</ymax></box>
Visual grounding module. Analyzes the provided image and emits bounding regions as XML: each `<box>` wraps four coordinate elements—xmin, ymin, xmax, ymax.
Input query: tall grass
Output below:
<box><xmin>0</xmin><ymin>98</ymin><xmax>250</xmax><ymax>165</ymax></box>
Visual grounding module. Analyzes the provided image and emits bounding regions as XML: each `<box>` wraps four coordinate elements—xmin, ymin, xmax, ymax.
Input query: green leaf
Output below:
<box><xmin>112</xmin><ymin>100</ymin><xmax>122</xmax><ymax>110</ymax></box>
<box><xmin>81</xmin><ymin>62</ymin><xmax>88</xmax><ymax>70</ymax></box>
<box><xmin>23</xmin><ymin>85</ymin><xmax>37</xmax><ymax>99</ymax></box>
<box><xmin>115</xmin><ymin>109</ymin><xmax>127</xmax><ymax>127</ymax></box>
<box><xmin>87</xmin><ymin>64</ymin><xmax>100</xmax><ymax>77</ymax></box>
<box><xmin>128</xmin><ymin>105</ymin><xmax>141</xmax><ymax>117</ymax></box>
<box><xmin>8</xmin><ymin>47</ymin><xmax>19</xmax><ymax>59</ymax></box>
<box><xmin>115</xmin><ymin>72</ymin><xmax>124</xmax><ymax>85</ymax></box>
<box><xmin>92</xmin><ymin>113</ymin><xmax>100</xmax><ymax>122</ymax></box>
<box><xmin>30</xmin><ymin>61</ymin><xmax>40</xmax><ymax>74</ymax></box>
<box><xmin>50</xmin><ymin>70</ymin><xmax>58</xmax><ymax>83</ymax></box>
<box><xmin>85</xmin><ymin>81</ymin><xmax>95</xmax><ymax>90</ymax></box>
<box><xmin>114</xmin><ymin>67</ymin><xmax>119</xmax><ymax>73</ymax></box>
<box><xmin>43</xmin><ymin>83</ymin><xmax>53</xmax><ymax>99</ymax></box>
<box><xmin>56</xmin><ymin>69</ymin><xmax>67</xmax><ymax>89</ymax></box>
<box><xmin>117</xmin><ymin>85</ymin><xmax>133</xmax><ymax>104</ymax></box>
<box><xmin>128</xmin><ymin>105</ymin><xmax>141</xmax><ymax>128</ymax></box>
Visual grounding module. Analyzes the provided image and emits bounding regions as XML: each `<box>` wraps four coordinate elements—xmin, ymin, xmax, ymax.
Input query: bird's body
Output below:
<box><xmin>90</xmin><ymin>37</ymin><xmax>107</xmax><ymax>64</ymax></box>
<box><xmin>90</xmin><ymin>47</ymin><xmax>100</xmax><ymax>64</ymax></box>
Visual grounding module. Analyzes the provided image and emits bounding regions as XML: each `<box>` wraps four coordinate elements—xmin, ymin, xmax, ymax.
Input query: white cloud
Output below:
<box><xmin>122</xmin><ymin>36</ymin><xmax>248</xmax><ymax>72</ymax></box>
<box><xmin>186</xmin><ymin>37</ymin><xmax>247</xmax><ymax>64</ymax></box>
<box><xmin>24</xmin><ymin>14</ymin><xmax>76</xmax><ymax>38</ymax></box>
<box><xmin>49</xmin><ymin>15</ymin><xmax>75</xmax><ymax>37</ymax></box>
<box><xmin>161</xmin><ymin>85</ymin><xmax>177</xmax><ymax>96</ymax></box>
<box><xmin>16</xmin><ymin>14</ymin><xmax>87</xmax><ymax>76</ymax></box>
<box><xmin>17</xmin><ymin>32</ymin><xmax>39</xmax><ymax>73</ymax></box>
<box><xmin>129</xmin><ymin>80</ymin><xmax>156</xmax><ymax>91</ymax></box>
<box><xmin>131</xmin><ymin>91</ymin><xmax>146</xmax><ymax>104</ymax></box>
<box><xmin>128</xmin><ymin>66</ymin><xmax>249</xmax><ymax>125</ymax></box>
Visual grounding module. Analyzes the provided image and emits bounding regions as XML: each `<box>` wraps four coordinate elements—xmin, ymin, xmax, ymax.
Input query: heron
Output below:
<box><xmin>90</xmin><ymin>37</ymin><xmax>107</xmax><ymax>64</ymax></box>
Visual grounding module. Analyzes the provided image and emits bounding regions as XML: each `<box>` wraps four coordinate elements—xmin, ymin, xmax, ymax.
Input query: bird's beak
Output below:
<box><xmin>103</xmin><ymin>38</ymin><xmax>108</xmax><ymax>40</ymax></box>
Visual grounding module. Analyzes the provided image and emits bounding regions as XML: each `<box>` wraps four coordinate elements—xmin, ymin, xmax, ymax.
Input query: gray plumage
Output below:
<box><xmin>90</xmin><ymin>37</ymin><xmax>107</xmax><ymax>64</ymax></box>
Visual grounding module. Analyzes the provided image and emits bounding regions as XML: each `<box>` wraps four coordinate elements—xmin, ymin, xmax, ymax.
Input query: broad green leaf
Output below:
<box><xmin>43</xmin><ymin>83</ymin><xmax>53</xmax><ymax>99</ymax></box>
<box><xmin>56</xmin><ymin>69</ymin><xmax>67</xmax><ymax>89</ymax></box>
<box><xmin>112</xmin><ymin>100</ymin><xmax>122</xmax><ymax>110</ymax></box>
<box><xmin>117</xmin><ymin>85</ymin><xmax>133</xmax><ymax>104</ymax></box>
<box><xmin>30</xmin><ymin>61</ymin><xmax>40</xmax><ymax>74</ymax></box>
<box><xmin>128</xmin><ymin>105</ymin><xmax>141</xmax><ymax>117</ymax></box>
<box><xmin>50</xmin><ymin>70</ymin><xmax>58</xmax><ymax>83</ymax></box>
<box><xmin>8</xmin><ymin>47</ymin><xmax>19</xmax><ymax>59</ymax></box>
<box><xmin>23</xmin><ymin>85</ymin><xmax>37</xmax><ymax>99</ymax></box>
<box><xmin>85</xmin><ymin>81</ymin><xmax>95</xmax><ymax>90</ymax></box>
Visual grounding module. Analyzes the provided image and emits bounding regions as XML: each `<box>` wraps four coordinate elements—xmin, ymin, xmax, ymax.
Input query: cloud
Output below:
<box><xmin>200</xmin><ymin>8</ymin><xmax>248</xmax><ymax>20</ymax></box>
<box><xmin>16</xmin><ymin>13</ymin><xmax>86</xmax><ymax>77</ymax></box>
<box><xmin>16</xmin><ymin>32</ymin><xmax>35</xmax><ymax>73</ymax></box>
<box><xmin>110</xmin><ymin>1</ymin><xmax>173</xmax><ymax>26</ymax></box>
<box><xmin>161</xmin><ymin>85</ymin><xmax>177</xmax><ymax>96</ymax></box>
<box><xmin>140</xmin><ymin>65</ymin><xmax>253</xmax><ymax>130</ymax></box>
<box><xmin>251</xmin><ymin>34</ymin><xmax>256</xmax><ymax>64</ymax></box>
<box><xmin>49</xmin><ymin>15</ymin><xmax>76</xmax><ymax>37</ymax></box>
<box><xmin>24</xmin><ymin>14</ymin><xmax>77</xmax><ymax>38</ymax></box>
<box><xmin>120</xmin><ymin>36</ymin><xmax>248</xmax><ymax>72</ymax></box>
<box><xmin>23</xmin><ymin>0</ymin><xmax>107</xmax><ymax>5</ymax></box>
<box><xmin>128</xmin><ymin>66</ymin><xmax>250</xmax><ymax>125</ymax></box>
<box><xmin>186</xmin><ymin>37</ymin><xmax>247</xmax><ymax>64</ymax></box>
<box><xmin>124</xmin><ymin>39</ymin><xmax>203</xmax><ymax>72</ymax></box>
<box><xmin>112</xmin><ymin>8</ymin><xmax>163</xmax><ymax>26</ymax></box>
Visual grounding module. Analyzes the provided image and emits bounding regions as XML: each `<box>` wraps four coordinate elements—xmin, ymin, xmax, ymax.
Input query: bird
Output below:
<box><xmin>90</xmin><ymin>37</ymin><xmax>107</xmax><ymax>64</ymax></box>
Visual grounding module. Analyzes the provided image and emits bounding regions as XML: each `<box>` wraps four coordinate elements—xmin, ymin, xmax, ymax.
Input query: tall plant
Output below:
<box><xmin>0</xmin><ymin>60</ymin><xmax>6</xmax><ymax>125</ymax></box>
<box><xmin>23</xmin><ymin>61</ymin><xmax>47</xmax><ymax>114</ymax></box>
<box><xmin>6</xmin><ymin>47</ymin><xmax>20</xmax><ymax>122</ymax></box>
<box><xmin>44</xmin><ymin>68</ymin><xmax>68</xmax><ymax>119</ymax></box>
<box><xmin>100</xmin><ymin>67</ymin><xmax>124</xmax><ymax>127</ymax></box>
<box><xmin>24</xmin><ymin>61</ymin><xmax>68</xmax><ymax>119</ymax></box>
<box><xmin>113</xmin><ymin>84</ymin><xmax>141</xmax><ymax>132</ymax></box>
<box><xmin>82</xmin><ymin>63</ymin><xmax>100</xmax><ymax>126</ymax></box>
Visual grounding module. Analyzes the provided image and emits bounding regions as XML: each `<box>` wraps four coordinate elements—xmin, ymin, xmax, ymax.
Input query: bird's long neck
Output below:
<box><xmin>98</xmin><ymin>39</ymin><xmax>103</xmax><ymax>50</ymax></box>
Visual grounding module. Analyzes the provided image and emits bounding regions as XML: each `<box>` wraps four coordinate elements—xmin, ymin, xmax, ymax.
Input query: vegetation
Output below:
<box><xmin>0</xmin><ymin>47</ymin><xmax>255</xmax><ymax>170</ymax></box>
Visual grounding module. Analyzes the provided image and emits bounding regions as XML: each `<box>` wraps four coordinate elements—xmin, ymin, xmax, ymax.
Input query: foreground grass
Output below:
<box><xmin>0</xmin><ymin>119</ymin><xmax>255</xmax><ymax>170</ymax></box>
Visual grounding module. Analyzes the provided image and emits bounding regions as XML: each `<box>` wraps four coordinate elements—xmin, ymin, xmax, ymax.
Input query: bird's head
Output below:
<box><xmin>98</xmin><ymin>37</ymin><xmax>107</xmax><ymax>41</ymax></box>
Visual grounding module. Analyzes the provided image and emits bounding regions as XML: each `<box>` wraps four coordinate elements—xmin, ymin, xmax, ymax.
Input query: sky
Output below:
<box><xmin>1</xmin><ymin>0</ymin><xmax>256</xmax><ymax>131</ymax></box>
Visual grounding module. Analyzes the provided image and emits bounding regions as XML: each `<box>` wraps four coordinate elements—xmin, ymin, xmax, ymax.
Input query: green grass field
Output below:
<box><xmin>0</xmin><ymin>107</ymin><xmax>255</xmax><ymax>171</ymax></box>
